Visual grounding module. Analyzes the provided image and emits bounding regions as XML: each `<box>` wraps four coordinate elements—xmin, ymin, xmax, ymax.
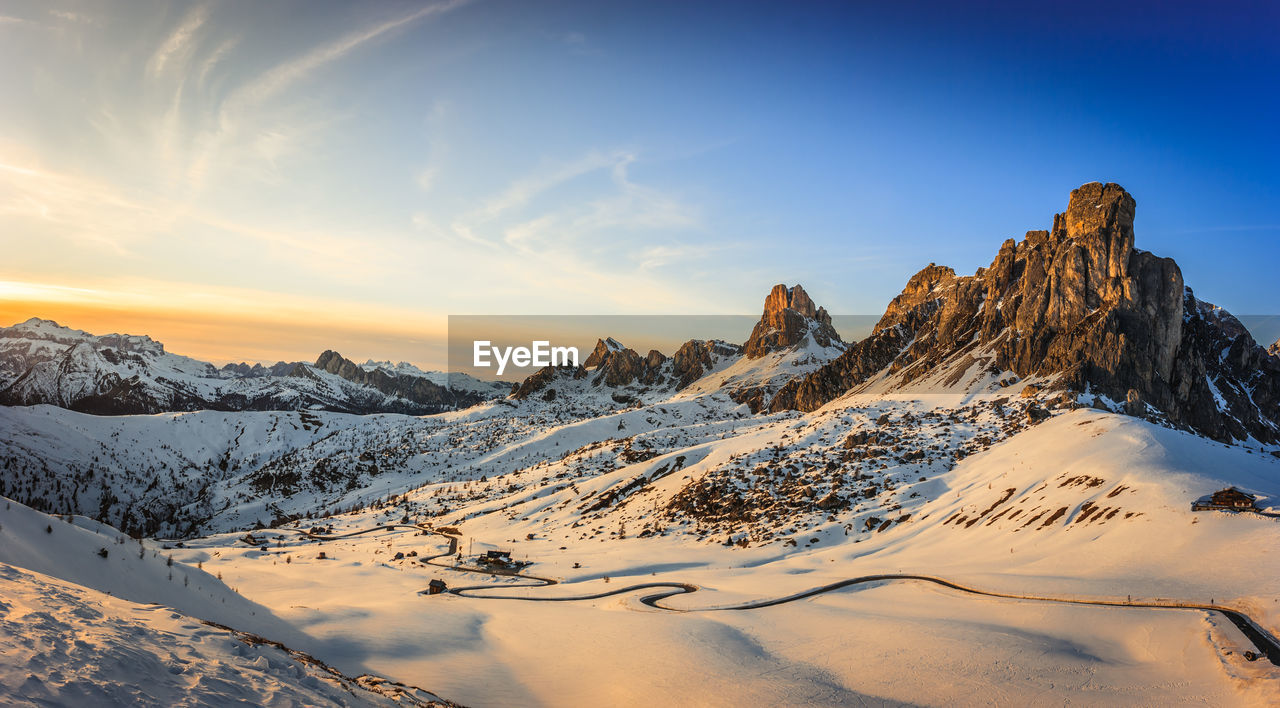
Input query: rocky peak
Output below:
<box><xmin>1060</xmin><ymin>181</ymin><xmax>1136</xmax><ymax>245</ymax></box>
<box><xmin>512</xmin><ymin>336</ymin><xmax>685</xmax><ymax>398</ymax></box>
<box><xmin>876</xmin><ymin>264</ymin><xmax>957</xmax><ymax>334</ymax></box>
<box><xmin>581</xmin><ymin>338</ymin><xmax>667</xmax><ymax>388</ymax></box>
<box><xmin>314</xmin><ymin>350</ymin><xmax>362</xmax><ymax>380</ymax></box>
<box><xmin>743</xmin><ymin>284</ymin><xmax>841</xmax><ymax>358</ymax></box>
<box><xmin>1</xmin><ymin>318</ymin><xmax>163</xmax><ymax>355</ymax></box>
<box><xmin>768</xmin><ymin>182</ymin><xmax>1280</xmax><ymax>444</ymax></box>
<box><xmin>583</xmin><ymin>338</ymin><xmax>627</xmax><ymax>369</ymax></box>
<box><xmin>221</xmin><ymin>361</ymin><xmax>297</xmax><ymax>378</ymax></box>
<box><xmin>763</xmin><ymin>284</ymin><xmax>818</xmax><ymax>320</ymax></box>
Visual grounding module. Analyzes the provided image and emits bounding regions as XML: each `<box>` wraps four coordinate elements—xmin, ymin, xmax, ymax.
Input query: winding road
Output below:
<box><xmin>260</xmin><ymin>522</ymin><xmax>1280</xmax><ymax>666</ymax></box>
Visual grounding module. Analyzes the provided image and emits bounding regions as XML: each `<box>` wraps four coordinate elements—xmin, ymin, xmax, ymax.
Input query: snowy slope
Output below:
<box><xmin>0</xmin><ymin>496</ymin><xmax>303</xmax><ymax>642</ymax></box>
<box><xmin>0</xmin><ymin>563</ymin><xmax>452</xmax><ymax>707</ymax></box>
<box><xmin>676</xmin><ymin>333</ymin><xmax>845</xmax><ymax>400</ymax></box>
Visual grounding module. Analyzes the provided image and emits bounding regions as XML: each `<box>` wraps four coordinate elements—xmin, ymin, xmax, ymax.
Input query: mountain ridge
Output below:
<box><xmin>0</xmin><ymin>319</ymin><xmax>504</xmax><ymax>415</ymax></box>
<box><xmin>766</xmin><ymin>182</ymin><xmax>1280</xmax><ymax>444</ymax></box>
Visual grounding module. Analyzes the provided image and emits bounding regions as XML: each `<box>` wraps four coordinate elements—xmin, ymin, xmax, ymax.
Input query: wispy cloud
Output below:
<box><xmin>0</xmin><ymin>155</ymin><xmax>168</xmax><ymax>254</ymax></box>
<box><xmin>0</xmin><ymin>151</ymin><xmax>383</xmax><ymax>282</ymax></box>
<box><xmin>49</xmin><ymin>10</ymin><xmax>92</xmax><ymax>24</ymax></box>
<box><xmin>462</xmin><ymin>150</ymin><xmax>627</xmax><ymax>232</ymax></box>
<box><xmin>196</xmin><ymin>36</ymin><xmax>240</xmax><ymax>89</ymax></box>
<box><xmin>220</xmin><ymin>0</ymin><xmax>467</xmax><ymax>123</ymax></box>
<box><xmin>417</xmin><ymin>147</ymin><xmax>722</xmax><ymax>312</ymax></box>
<box><xmin>633</xmin><ymin>244</ymin><xmax>723</xmax><ymax>271</ymax></box>
<box><xmin>414</xmin><ymin>99</ymin><xmax>454</xmax><ymax>194</ymax></box>
<box><xmin>449</xmin><ymin>149</ymin><xmax>702</xmax><ymax>259</ymax></box>
<box><xmin>146</xmin><ymin>4</ymin><xmax>209</xmax><ymax>77</ymax></box>
<box><xmin>188</xmin><ymin>0</ymin><xmax>468</xmax><ymax>185</ymax></box>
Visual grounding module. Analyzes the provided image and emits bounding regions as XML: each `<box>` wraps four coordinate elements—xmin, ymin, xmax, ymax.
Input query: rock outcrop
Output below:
<box><xmin>510</xmin><ymin>336</ymin><xmax>744</xmax><ymax>401</ymax></box>
<box><xmin>743</xmin><ymin>284</ymin><xmax>842</xmax><ymax>358</ymax></box>
<box><xmin>672</xmin><ymin>339</ymin><xmax>742</xmax><ymax>389</ymax></box>
<box><xmin>578</xmin><ymin>338</ymin><xmax>663</xmax><ymax>387</ymax></box>
<box><xmin>1271</xmin><ymin>338</ymin><xmax>1280</xmax><ymax>358</ymax></box>
<box><xmin>769</xmin><ymin>182</ymin><xmax>1280</xmax><ymax>444</ymax></box>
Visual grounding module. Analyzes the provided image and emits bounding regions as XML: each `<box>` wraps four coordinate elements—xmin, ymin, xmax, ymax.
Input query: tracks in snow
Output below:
<box><xmin>260</xmin><ymin>523</ymin><xmax>1280</xmax><ymax>666</ymax></box>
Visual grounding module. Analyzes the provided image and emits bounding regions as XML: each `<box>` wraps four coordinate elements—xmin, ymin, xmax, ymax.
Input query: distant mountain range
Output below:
<box><xmin>0</xmin><ymin>319</ymin><xmax>509</xmax><ymax>415</ymax></box>
<box><xmin>1</xmin><ymin>182</ymin><xmax>1277</xmax><ymax>542</ymax></box>
<box><xmin>2</xmin><ymin>182</ymin><xmax>1277</xmax><ymax>444</ymax></box>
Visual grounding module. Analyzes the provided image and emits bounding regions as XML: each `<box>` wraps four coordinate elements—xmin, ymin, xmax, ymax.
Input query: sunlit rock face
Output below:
<box><xmin>769</xmin><ymin>182</ymin><xmax>1280</xmax><ymax>444</ymax></box>
<box><xmin>743</xmin><ymin>284</ymin><xmax>841</xmax><ymax>359</ymax></box>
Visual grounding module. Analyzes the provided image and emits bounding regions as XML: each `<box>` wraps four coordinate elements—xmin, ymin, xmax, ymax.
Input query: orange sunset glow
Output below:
<box><xmin>0</xmin><ymin>278</ymin><xmax>446</xmax><ymax>366</ymax></box>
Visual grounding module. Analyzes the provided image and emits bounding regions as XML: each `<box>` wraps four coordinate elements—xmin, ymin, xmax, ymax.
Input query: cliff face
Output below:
<box><xmin>769</xmin><ymin>182</ymin><xmax>1280</xmax><ymax>444</ymax></box>
<box><xmin>743</xmin><ymin>284</ymin><xmax>841</xmax><ymax>358</ymax></box>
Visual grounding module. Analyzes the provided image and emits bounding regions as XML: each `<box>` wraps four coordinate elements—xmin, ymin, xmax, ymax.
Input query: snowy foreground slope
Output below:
<box><xmin>0</xmin><ymin>564</ymin><xmax>450</xmax><ymax>707</ymax></box>
<box><xmin>0</xmin><ymin>498</ymin><xmax>454</xmax><ymax>706</ymax></box>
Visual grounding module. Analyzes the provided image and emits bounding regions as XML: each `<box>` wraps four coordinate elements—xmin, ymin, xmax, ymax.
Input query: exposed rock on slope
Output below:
<box><xmin>1271</xmin><ymin>338</ymin><xmax>1280</xmax><ymax>358</ymax></box>
<box><xmin>672</xmin><ymin>339</ymin><xmax>743</xmax><ymax>389</ymax></box>
<box><xmin>580</xmin><ymin>338</ymin><xmax>666</xmax><ymax>387</ymax></box>
<box><xmin>743</xmin><ymin>284</ymin><xmax>842</xmax><ymax>358</ymax></box>
<box><xmin>219</xmin><ymin>361</ymin><xmax>298</xmax><ymax>377</ymax></box>
<box><xmin>769</xmin><ymin>182</ymin><xmax>1280</xmax><ymax>444</ymax></box>
<box><xmin>510</xmin><ymin>336</ymin><xmax>744</xmax><ymax>400</ymax></box>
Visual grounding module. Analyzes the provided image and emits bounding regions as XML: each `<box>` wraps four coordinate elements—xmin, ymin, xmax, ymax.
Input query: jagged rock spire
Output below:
<box><xmin>743</xmin><ymin>284</ymin><xmax>841</xmax><ymax>358</ymax></box>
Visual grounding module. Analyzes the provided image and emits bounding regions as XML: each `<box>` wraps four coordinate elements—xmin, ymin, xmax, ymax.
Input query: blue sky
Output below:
<box><xmin>0</xmin><ymin>0</ymin><xmax>1276</xmax><ymax>364</ymax></box>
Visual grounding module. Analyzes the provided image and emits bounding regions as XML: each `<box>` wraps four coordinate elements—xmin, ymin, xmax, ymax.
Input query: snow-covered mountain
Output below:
<box><xmin>0</xmin><ymin>318</ymin><xmax>505</xmax><ymax>415</ymax></box>
<box><xmin>0</xmin><ymin>283</ymin><xmax>850</xmax><ymax>537</ymax></box>
<box><xmin>510</xmin><ymin>282</ymin><xmax>847</xmax><ymax>408</ymax></box>
<box><xmin>767</xmin><ymin>183</ymin><xmax>1280</xmax><ymax>445</ymax></box>
<box><xmin>4</xmin><ymin>183</ymin><xmax>1280</xmax><ymax>704</ymax></box>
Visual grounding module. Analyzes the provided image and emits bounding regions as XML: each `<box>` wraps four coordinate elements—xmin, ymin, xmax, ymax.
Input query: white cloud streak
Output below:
<box><xmin>187</xmin><ymin>0</ymin><xmax>469</xmax><ymax>185</ymax></box>
<box><xmin>219</xmin><ymin>0</ymin><xmax>468</xmax><ymax>126</ymax></box>
<box><xmin>146</xmin><ymin>4</ymin><xmax>209</xmax><ymax>77</ymax></box>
